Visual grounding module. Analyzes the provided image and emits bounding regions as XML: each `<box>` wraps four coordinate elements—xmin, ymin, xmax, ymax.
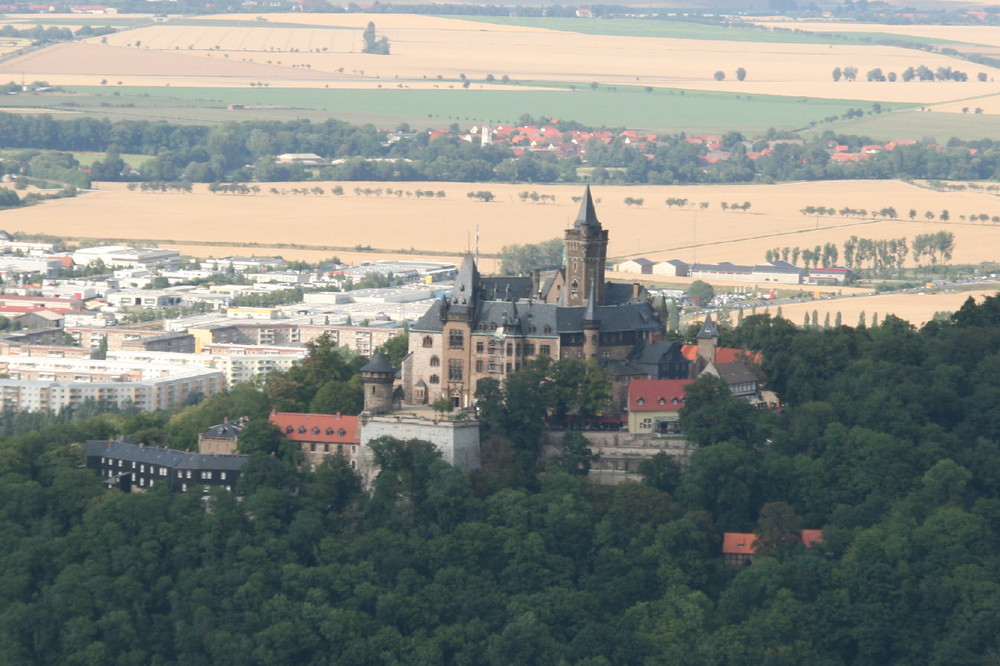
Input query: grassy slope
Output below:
<box><xmin>50</xmin><ymin>85</ymin><xmax>909</xmax><ymax>134</ymax></box>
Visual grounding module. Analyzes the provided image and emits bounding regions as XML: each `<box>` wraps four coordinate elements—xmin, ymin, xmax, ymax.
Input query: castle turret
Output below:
<box><xmin>696</xmin><ymin>314</ymin><xmax>719</xmax><ymax>366</ymax></box>
<box><xmin>360</xmin><ymin>353</ymin><xmax>396</xmax><ymax>415</ymax></box>
<box><xmin>563</xmin><ymin>185</ymin><xmax>608</xmax><ymax>307</ymax></box>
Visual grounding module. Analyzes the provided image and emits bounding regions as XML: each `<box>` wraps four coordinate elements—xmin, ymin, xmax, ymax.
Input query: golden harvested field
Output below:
<box><xmin>4</xmin><ymin>180</ymin><xmax>1000</xmax><ymax>267</ymax></box>
<box><xmin>759</xmin><ymin>289</ymin><xmax>996</xmax><ymax>328</ymax></box>
<box><xmin>0</xmin><ymin>13</ymin><xmax>989</xmax><ymax>104</ymax></box>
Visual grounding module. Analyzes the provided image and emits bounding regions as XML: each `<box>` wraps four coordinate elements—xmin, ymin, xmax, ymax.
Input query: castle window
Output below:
<box><xmin>543</xmin><ymin>325</ymin><xmax>552</xmax><ymax>335</ymax></box>
<box><xmin>448</xmin><ymin>359</ymin><xmax>463</xmax><ymax>381</ymax></box>
<box><xmin>448</xmin><ymin>329</ymin><xmax>464</xmax><ymax>349</ymax></box>
<box><xmin>476</xmin><ymin>360</ymin><xmax>483</xmax><ymax>372</ymax></box>
<box><xmin>540</xmin><ymin>345</ymin><xmax>551</xmax><ymax>356</ymax></box>
<box><xmin>430</xmin><ymin>355</ymin><xmax>440</xmax><ymax>367</ymax></box>
<box><xmin>429</xmin><ymin>374</ymin><xmax>439</xmax><ymax>384</ymax></box>
<box><xmin>422</xmin><ymin>336</ymin><xmax>432</xmax><ymax>348</ymax></box>
<box><xmin>476</xmin><ymin>341</ymin><xmax>484</xmax><ymax>353</ymax></box>
<box><xmin>524</xmin><ymin>344</ymin><xmax>535</xmax><ymax>355</ymax></box>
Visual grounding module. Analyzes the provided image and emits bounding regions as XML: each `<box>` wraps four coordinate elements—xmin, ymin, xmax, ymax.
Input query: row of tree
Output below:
<box><xmin>834</xmin><ymin>64</ymin><xmax>981</xmax><ymax>82</ymax></box>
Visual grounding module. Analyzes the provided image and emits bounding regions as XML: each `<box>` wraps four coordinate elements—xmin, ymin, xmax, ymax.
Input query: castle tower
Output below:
<box><xmin>564</xmin><ymin>185</ymin><xmax>608</xmax><ymax>307</ymax></box>
<box><xmin>360</xmin><ymin>353</ymin><xmax>396</xmax><ymax>415</ymax></box>
<box><xmin>696</xmin><ymin>314</ymin><xmax>719</xmax><ymax>366</ymax></box>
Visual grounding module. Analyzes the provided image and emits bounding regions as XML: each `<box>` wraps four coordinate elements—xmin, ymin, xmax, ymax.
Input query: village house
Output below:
<box><xmin>86</xmin><ymin>439</ymin><xmax>246</xmax><ymax>494</ymax></box>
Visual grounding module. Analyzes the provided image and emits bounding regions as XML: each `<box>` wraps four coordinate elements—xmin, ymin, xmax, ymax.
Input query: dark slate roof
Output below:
<box><xmin>697</xmin><ymin>314</ymin><xmax>719</xmax><ymax>339</ymax></box>
<box><xmin>86</xmin><ymin>439</ymin><xmax>187</xmax><ymax>466</ymax></box>
<box><xmin>361</xmin><ymin>352</ymin><xmax>395</xmax><ymax>374</ymax></box>
<box><xmin>411</xmin><ymin>298</ymin><xmax>446</xmax><ymax>333</ymax></box>
<box><xmin>85</xmin><ymin>440</ymin><xmax>248</xmax><ymax>471</ymax></box>
<box><xmin>175</xmin><ymin>453</ymin><xmax>250</xmax><ymax>471</ymax></box>
<box><xmin>631</xmin><ymin>339</ymin><xmax>683</xmax><ymax>365</ymax></box>
<box><xmin>605</xmin><ymin>282</ymin><xmax>641</xmax><ymax>305</ymax></box>
<box><xmin>714</xmin><ymin>360</ymin><xmax>758</xmax><ymax>385</ymax></box>
<box><xmin>573</xmin><ymin>185</ymin><xmax>601</xmax><ymax>230</ymax></box>
<box><xmin>200</xmin><ymin>418</ymin><xmax>247</xmax><ymax>440</ymax></box>
<box><xmin>603</xmin><ymin>358</ymin><xmax>649</xmax><ymax>377</ymax></box>
<box><xmin>628</xmin><ymin>258</ymin><xmax>655</xmax><ymax>266</ymax></box>
<box><xmin>449</xmin><ymin>254</ymin><xmax>479</xmax><ymax>315</ymax></box>
<box><xmin>480</xmin><ymin>276</ymin><xmax>533</xmax><ymax>301</ymax></box>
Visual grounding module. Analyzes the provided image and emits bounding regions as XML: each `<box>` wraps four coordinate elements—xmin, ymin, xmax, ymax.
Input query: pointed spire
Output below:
<box><xmin>360</xmin><ymin>352</ymin><xmax>395</xmax><ymax>375</ymax></box>
<box><xmin>696</xmin><ymin>313</ymin><xmax>719</xmax><ymax>339</ymax></box>
<box><xmin>583</xmin><ymin>284</ymin><xmax>598</xmax><ymax>323</ymax></box>
<box><xmin>450</xmin><ymin>253</ymin><xmax>479</xmax><ymax>311</ymax></box>
<box><xmin>573</xmin><ymin>185</ymin><xmax>601</xmax><ymax>230</ymax></box>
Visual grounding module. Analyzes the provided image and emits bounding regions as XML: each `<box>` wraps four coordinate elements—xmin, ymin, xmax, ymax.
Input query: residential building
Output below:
<box><xmin>269</xmin><ymin>411</ymin><xmax>361</xmax><ymax>469</ymax></box>
<box><xmin>85</xmin><ymin>439</ymin><xmax>246</xmax><ymax>493</ymax></box>
<box><xmin>198</xmin><ymin>416</ymin><xmax>250</xmax><ymax>455</ymax></box>
<box><xmin>626</xmin><ymin>378</ymin><xmax>693</xmax><ymax>433</ymax></box>
<box><xmin>722</xmin><ymin>530</ymin><xmax>824</xmax><ymax>565</ymax></box>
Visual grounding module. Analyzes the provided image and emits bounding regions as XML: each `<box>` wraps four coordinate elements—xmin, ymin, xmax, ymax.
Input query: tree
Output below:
<box><xmin>735</xmin><ymin>67</ymin><xmax>747</xmax><ymax>81</ymax></box>
<box><xmin>713</xmin><ymin>71</ymin><xmax>725</xmax><ymax>81</ymax></box>
<box><xmin>679</xmin><ymin>374</ymin><xmax>758</xmax><ymax>447</ymax></box>
<box><xmin>548</xmin><ymin>431</ymin><xmax>599</xmax><ymax>476</ymax></box>
<box><xmin>754</xmin><ymin>501</ymin><xmax>804</xmax><ymax>560</ymax></box>
<box><xmin>832</xmin><ymin>67</ymin><xmax>842</xmax><ymax>82</ymax></box>
<box><xmin>688</xmin><ymin>280</ymin><xmax>715</xmax><ymax>308</ymax></box>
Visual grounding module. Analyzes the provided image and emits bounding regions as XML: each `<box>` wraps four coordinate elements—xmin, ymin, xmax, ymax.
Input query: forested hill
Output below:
<box><xmin>3</xmin><ymin>295</ymin><xmax>1000</xmax><ymax>663</ymax></box>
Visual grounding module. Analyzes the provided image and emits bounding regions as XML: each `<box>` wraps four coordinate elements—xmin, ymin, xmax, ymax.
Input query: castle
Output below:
<box><xmin>403</xmin><ymin>187</ymin><xmax>687</xmax><ymax>410</ymax></box>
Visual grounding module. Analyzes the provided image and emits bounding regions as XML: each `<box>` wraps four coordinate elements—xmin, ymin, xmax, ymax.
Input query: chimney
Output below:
<box><xmin>632</xmin><ymin>282</ymin><xmax>641</xmax><ymax>299</ymax></box>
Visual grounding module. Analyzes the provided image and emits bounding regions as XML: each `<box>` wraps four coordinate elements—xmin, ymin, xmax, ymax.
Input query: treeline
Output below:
<box><xmin>764</xmin><ymin>232</ymin><xmax>955</xmax><ymax>273</ymax></box>
<box><xmin>5</xmin><ymin>298</ymin><xmax>1000</xmax><ymax>661</ymax></box>
<box><xmin>5</xmin><ymin>113</ymin><xmax>1000</xmax><ymax>186</ymax></box>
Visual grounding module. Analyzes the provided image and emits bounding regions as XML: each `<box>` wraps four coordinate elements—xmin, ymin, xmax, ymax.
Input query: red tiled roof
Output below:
<box><xmin>269</xmin><ymin>411</ymin><xmax>359</xmax><ymax>444</ymax></box>
<box><xmin>628</xmin><ymin>378</ymin><xmax>693</xmax><ymax>412</ymax></box>
<box><xmin>680</xmin><ymin>345</ymin><xmax>758</xmax><ymax>365</ymax></box>
<box><xmin>722</xmin><ymin>530</ymin><xmax>823</xmax><ymax>554</ymax></box>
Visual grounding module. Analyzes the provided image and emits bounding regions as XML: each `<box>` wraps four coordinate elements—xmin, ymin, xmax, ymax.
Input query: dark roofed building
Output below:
<box><xmin>85</xmin><ymin>439</ymin><xmax>247</xmax><ymax>493</ymax></box>
<box><xmin>198</xmin><ymin>416</ymin><xmax>250</xmax><ymax>455</ymax></box>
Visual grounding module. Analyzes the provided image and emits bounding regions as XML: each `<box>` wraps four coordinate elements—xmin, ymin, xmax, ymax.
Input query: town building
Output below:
<box><xmin>198</xmin><ymin>416</ymin><xmax>250</xmax><ymax>455</ymax></box>
<box><xmin>85</xmin><ymin>438</ymin><xmax>246</xmax><ymax>493</ymax></box>
<box><xmin>626</xmin><ymin>378</ymin><xmax>693</xmax><ymax>434</ymax></box>
<box><xmin>268</xmin><ymin>411</ymin><xmax>361</xmax><ymax>470</ymax></box>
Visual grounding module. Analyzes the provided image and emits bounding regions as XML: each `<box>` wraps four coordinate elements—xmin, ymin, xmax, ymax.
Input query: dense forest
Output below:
<box><xmin>2</xmin><ymin>294</ymin><xmax>1000</xmax><ymax>663</ymax></box>
<box><xmin>3</xmin><ymin>112</ymin><xmax>1000</xmax><ymax>188</ymax></box>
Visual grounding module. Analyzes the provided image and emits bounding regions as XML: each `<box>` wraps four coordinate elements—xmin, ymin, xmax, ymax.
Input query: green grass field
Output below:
<box><xmin>52</xmin><ymin>85</ymin><xmax>910</xmax><ymax>134</ymax></box>
<box><xmin>814</xmin><ymin>108</ymin><xmax>1000</xmax><ymax>142</ymax></box>
<box><xmin>448</xmin><ymin>16</ymin><xmax>965</xmax><ymax>48</ymax></box>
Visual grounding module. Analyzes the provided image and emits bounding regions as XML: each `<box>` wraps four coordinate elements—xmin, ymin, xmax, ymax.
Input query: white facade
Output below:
<box><xmin>360</xmin><ymin>415</ymin><xmax>481</xmax><ymax>471</ymax></box>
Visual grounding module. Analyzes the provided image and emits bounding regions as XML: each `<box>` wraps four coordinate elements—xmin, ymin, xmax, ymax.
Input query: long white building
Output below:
<box><xmin>0</xmin><ymin>355</ymin><xmax>226</xmax><ymax>412</ymax></box>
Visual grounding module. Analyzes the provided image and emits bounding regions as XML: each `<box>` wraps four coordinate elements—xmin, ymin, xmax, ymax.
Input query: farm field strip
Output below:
<box><xmin>3</xmin><ymin>180</ymin><xmax>999</xmax><ymax>268</ymax></box>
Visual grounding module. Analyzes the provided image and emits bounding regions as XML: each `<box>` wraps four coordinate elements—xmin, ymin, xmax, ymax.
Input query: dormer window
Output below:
<box><xmin>312</xmin><ymin>427</ymin><xmax>320</xmax><ymax>435</ymax></box>
<box><xmin>658</xmin><ymin>397</ymin><xmax>665</xmax><ymax>405</ymax></box>
<box><xmin>637</xmin><ymin>397</ymin><xmax>645</xmax><ymax>405</ymax></box>
<box><xmin>298</xmin><ymin>426</ymin><xmax>306</xmax><ymax>434</ymax></box>
<box><xmin>338</xmin><ymin>428</ymin><xmax>346</xmax><ymax>436</ymax></box>
<box><xmin>285</xmin><ymin>426</ymin><xmax>293</xmax><ymax>434</ymax></box>
<box><xmin>326</xmin><ymin>428</ymin><xmax>334</xmax><ymax>435</ymax></box>
<box><xmin>672</xmin><ymin>397</ymin><xmax>680</xmax><ymax>405</ymax></box>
